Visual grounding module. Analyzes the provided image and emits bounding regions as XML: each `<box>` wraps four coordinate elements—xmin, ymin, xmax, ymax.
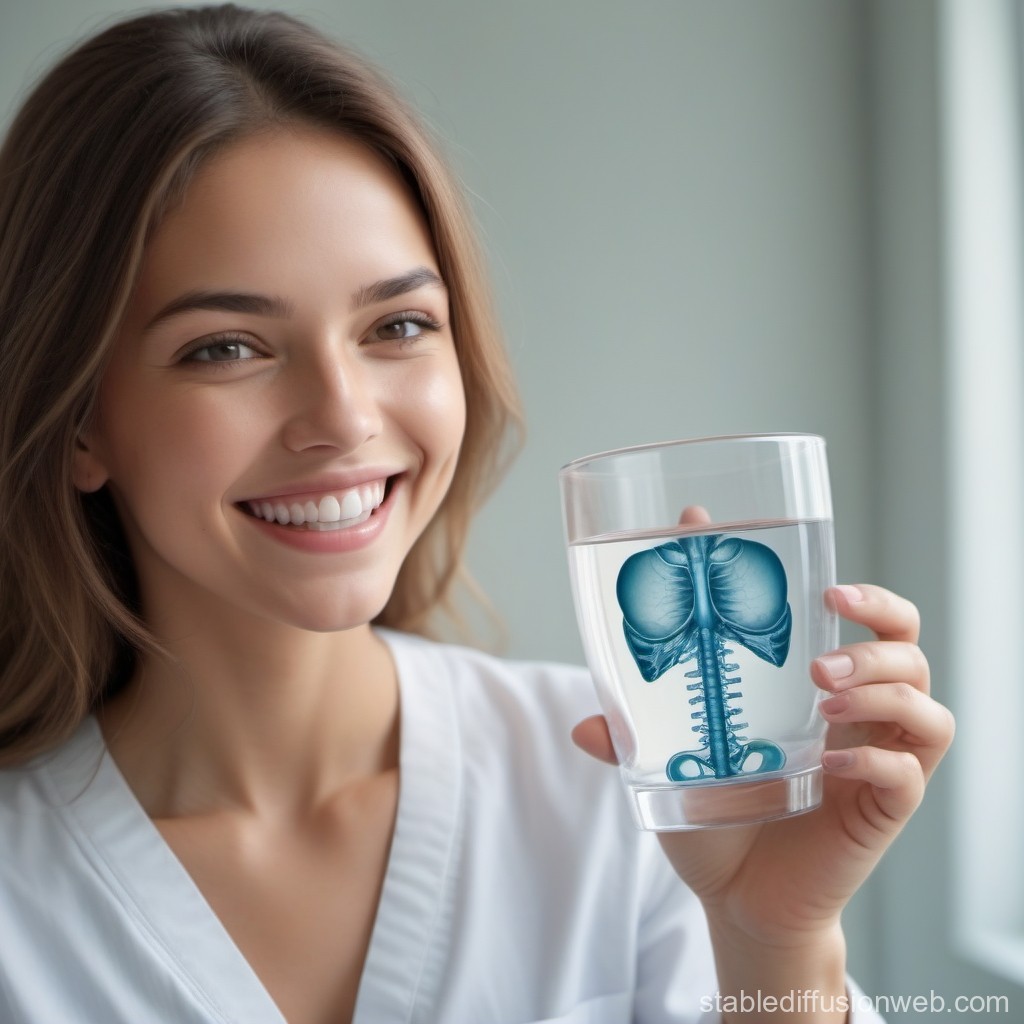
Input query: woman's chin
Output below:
<box><xmin>272</xmin><ymin>591</ymin><xmax>395</xmax><ymax>636</ymax></box>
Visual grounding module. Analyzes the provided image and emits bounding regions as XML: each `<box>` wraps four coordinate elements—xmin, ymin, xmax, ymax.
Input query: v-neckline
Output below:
<box><xmin>39</xmin><ymin>629</ymin><xmax>463</xmax><ymax>1024</ymax></box>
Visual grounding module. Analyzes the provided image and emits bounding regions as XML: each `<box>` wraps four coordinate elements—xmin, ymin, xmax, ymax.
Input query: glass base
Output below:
<box><xmin>629</xmin><ymin>765</ymin><xmax>822</xmax><ymax>831</ymax></box>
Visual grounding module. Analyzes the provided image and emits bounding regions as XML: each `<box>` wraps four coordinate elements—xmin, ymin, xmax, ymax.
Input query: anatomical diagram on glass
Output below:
<box><xmin>569</xmin><ymin>518</ymin><xmax>831</xmax><ymax>793</ymax></box>
<box><xmin>617</xmin><ymin>531</ymin><xmax>791</xmax><ymax>782</ymax></box>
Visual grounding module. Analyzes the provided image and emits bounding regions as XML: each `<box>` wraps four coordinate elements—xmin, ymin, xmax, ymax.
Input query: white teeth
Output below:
<box><xmin>306</xmin><ymin>508</ymin><xmax>373</xmax><ymax>531</ymax></box>
<box><xmin>318</xmin><ymin>495</ymin><xmax>341</xmax><ymax>523</ymax></box>
<box><xmin>339</xmin><ymin>490</ymin><xmax>362</xmax><ymax>519</ymax></box>
<box><xmin>245</xmin><ymin>480</ymin><xmax>388</xmax><ymax>530</ymax></box>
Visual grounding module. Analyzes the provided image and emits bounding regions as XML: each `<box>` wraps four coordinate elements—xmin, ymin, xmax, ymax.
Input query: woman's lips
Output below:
<box><xmin>237</xmin><ymin>476</ymin><xmax>399</xmax><ymax>552</ymax></box>
<box><xmin>241</xmin><ymin>478</ymin><xmax>388</xmax><ymax>530</ymax></box>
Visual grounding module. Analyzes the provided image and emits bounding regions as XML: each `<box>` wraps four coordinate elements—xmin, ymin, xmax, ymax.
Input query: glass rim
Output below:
<box><xmin>558</xmin><ymin>432</ymin><xmax>826</xmax><ymax>476</ymax></box>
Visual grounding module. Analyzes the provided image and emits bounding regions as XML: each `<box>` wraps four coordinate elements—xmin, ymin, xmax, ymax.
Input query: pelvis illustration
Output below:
<box><xmin>616</xmin><ymin>533</ymin><xmax>792</xmax><ymax>781</ymax></box>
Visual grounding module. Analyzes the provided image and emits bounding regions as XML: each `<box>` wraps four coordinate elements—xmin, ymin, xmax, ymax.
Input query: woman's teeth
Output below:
<box><xmin>246</xmin><ymin>481</ymin><xmax>386</xmax><ymax>531</ymax></box>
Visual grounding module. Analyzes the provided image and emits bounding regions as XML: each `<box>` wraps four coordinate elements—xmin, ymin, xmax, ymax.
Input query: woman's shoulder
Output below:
<box><xmin>0</xmin><ymin>721</ymin><xmax>109</xmax><ymax>931</ymax></box>
<box><xmin>0</xmin><ymin>719</ymin><xmax>103</xmax><ymax>831</ymax></box>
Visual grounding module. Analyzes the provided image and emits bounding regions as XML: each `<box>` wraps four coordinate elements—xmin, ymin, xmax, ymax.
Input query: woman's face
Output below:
<box><xmin>76</xmin><ymin>128</ymin><xmax>466</xmax><ymax>633</ymax></box>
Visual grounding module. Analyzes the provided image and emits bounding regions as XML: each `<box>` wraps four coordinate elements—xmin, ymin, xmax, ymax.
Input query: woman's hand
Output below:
<box><xmin>572</xmin><ymin>582</ymin><xmax>954</xmax><ymax>1009</ymax></box>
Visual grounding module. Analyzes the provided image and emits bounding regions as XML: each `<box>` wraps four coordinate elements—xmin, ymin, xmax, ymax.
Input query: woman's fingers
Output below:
<box><xmin>571</xmin><ymin>715</ymin><xmax>619</xmax><ymax>766</ymax></box>
<box><xmin>819</xmin><ymin>680</ymin><xmax>946</xmax><ymax>831</ymax></box>
<box><xmin>825</xmin><ymin>584</ymin><xmax>921</xmax><ymax>644</ymax></box>
<box><xmin>817</xmin><ymin>583</ymin><xmax>952</xmax><ymax>789</ymax></box>
<box><xmin>818</xmin><ymin>682</ymin><xmax>953</xmax><ymax>749</ymax></box>
<box><xmin>811</xmin><ymin>640</ymin><xmax>931</xmax><ymax>695</ymax></box>
<box><xmin>819</xmin><ymin>681</ymin><xmax>955</xmax><ymax>780</ymax></box>
<box><xmin>821</xmin><ymin>745</ymin><xmax>927</xmax><ymax>828</ymax></box>
<box><xmin>678</xmin><ymin>505</ymin><xmax>712</xmax><ymax>527</ymax></box>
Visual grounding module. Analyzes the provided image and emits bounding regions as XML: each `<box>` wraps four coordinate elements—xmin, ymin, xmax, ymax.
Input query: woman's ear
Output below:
<box><xmin>71</xmin><ymin>434</ymin><xmax>109</xmax><ymax>493</ymax></box>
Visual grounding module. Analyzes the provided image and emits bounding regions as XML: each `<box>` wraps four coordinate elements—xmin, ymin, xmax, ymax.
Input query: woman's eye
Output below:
<box><xmin>184</xmin><ymin>339</ymin><xmax>262</xmax><ymax>363</ymax></box>
<box><xmin>375</xmin><ymin>321</ymin><xmax>421</xmax><ymax>341</ymax></box>
<box><xmin>370</xmin><ymin>315</ymin><xmax>442</xmax><ymax>344</ymax></box>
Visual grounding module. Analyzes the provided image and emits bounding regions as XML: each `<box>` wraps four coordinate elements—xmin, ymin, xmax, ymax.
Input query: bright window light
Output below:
<box><xmin>942</xmin><ymin>0</ymin><xmax>1024</xmax><ymax>984</ymax></box>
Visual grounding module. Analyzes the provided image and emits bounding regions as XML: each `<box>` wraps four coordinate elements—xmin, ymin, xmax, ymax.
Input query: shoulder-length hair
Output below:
<box><xmin>0</xmin><ymin>4</ymin><xmax>521</xmax><ymax>766</ymax></box>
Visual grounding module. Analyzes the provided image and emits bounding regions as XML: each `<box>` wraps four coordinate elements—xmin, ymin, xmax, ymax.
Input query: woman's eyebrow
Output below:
<box><xmin>143</xmin><ymin>291</ymin><xmax>293</xmax><ymax>333</ymax></box>
<box><xmin>352</xmin><ymin>266</ymin><xmax>445</xmax><ymax>308</ymax></box>
<box><xmin>142</xmin><ymin>266</ymin><xmax>446</xmax><ymax>335</ymax></box>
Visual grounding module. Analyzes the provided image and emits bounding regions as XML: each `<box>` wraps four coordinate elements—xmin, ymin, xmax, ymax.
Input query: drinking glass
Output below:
<box><xmin>559</xmin><ymin>434</ymin><xmax>837</xmax><ymax>830</ymax></box>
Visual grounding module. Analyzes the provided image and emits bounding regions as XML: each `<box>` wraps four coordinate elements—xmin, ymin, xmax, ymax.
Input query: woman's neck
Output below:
<box><xmin>96</xmin><ymin>618</ymin><xmax>400</xmax><ymax>824</ymax></box>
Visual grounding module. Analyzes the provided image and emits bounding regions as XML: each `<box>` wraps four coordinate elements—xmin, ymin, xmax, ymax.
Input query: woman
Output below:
<box><xmin>0</xmin><ymin>6</ymin><xmax>953</xmax><ymax>1022</ymax></box>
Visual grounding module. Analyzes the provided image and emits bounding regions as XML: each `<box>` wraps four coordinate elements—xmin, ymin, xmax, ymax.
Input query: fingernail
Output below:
<box><xmin>815</xmin><ymin>653</ymin><xmax>855</xmax><ymax>681</ymax></box>
<box><xmin>823</xmin><ymin>750</ymin><xmax>855</xmax><ymax>771</ymax></box>
<box><xmin>819</xmin><ymin>694</ymin><xmax>850</xmax><ymax>715</ymax></box>
<box><xmin>834</xmin><ymin>584</ymin><xmax>864</xmax><ymax>604</ymax></box>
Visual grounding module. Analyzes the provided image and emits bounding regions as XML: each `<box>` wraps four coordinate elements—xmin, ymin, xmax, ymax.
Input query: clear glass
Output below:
<box><xmin>559</xmin><ymin>433</ymin><xmax>838</xmax><ymax>830</ymax></box>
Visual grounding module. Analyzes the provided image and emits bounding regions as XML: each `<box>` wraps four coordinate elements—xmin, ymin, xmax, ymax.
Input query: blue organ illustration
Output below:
<box><xmin>616</xmin><ymin>534</ymin><xmax>793</xmax><ymax>781</ymax></box>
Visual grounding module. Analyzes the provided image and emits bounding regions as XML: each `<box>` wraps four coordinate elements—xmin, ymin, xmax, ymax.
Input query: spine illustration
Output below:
<box><xmin>616</xmin><ymin>533</ymin><xmax>793</xmax><ymax>781</ymax></box>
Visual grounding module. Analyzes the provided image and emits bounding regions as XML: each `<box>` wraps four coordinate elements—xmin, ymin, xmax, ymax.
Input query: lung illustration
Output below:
<box><xmin>616</xmin><ymin>533</ymin><xmax>793</xmax><ymax>781</ymax></box>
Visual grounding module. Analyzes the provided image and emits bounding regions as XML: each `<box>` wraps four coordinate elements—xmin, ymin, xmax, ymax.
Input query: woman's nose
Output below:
<box><xmin>280</xmin><ymin>348</ymin><xmax>384</xmax><ymax>454</ymax></box>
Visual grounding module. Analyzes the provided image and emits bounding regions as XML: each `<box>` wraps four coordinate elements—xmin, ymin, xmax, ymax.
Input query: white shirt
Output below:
<box><xmin>0</xmin><ymin>630</ymin><xmax>885</xmax><ymax>1022</ymax></box>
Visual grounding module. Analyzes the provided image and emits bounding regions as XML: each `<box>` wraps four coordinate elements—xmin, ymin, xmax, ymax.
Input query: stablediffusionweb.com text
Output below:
<box><xmin>700</xmin><ymin>989</ymin><xmax>1010</xmax><ymax>1015</ymax></box>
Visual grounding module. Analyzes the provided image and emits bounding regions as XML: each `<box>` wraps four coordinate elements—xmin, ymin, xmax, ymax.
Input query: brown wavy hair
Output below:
<box><xmin>0</xmin><ymin>4</ymin><xmax>521</xmax><ymax>767</ymax></box>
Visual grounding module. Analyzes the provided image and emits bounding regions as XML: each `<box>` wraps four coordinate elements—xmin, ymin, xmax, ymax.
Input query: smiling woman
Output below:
<box><xmin>0</xmin><ymin>6</ymin><xmax>518</xmax><ymax>766</ymax></box>
<box><xmin>0</xmin><ymin>5</ymin><xmax>951</xmax><ymax>1024</ymax></box>
<box><xmin>76</xmin><ymin>129</ymin><xmax>467</xmax><ymax>631</ymax></box>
